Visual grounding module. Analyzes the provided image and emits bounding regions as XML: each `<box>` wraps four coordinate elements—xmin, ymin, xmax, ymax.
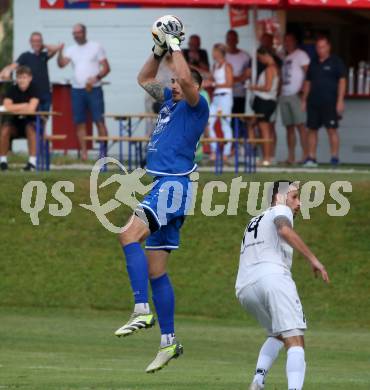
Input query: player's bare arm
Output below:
<box><xmin>44</xmin><ymin>43</ymin><xmax>63</xmax><ymax>59</ymax></box>
<box><xmin>301</xmin><ymin>80</ymin><xmax>310</xmax><ymax>111</ymax></box>
<box><xmin>0</xmin><ymin>63</ymin><xmax>18</xmax><ymax>80</ymax></box>
<box><xmin>337</xmin><ymin>77</ymin><xmax>346</xmax><ymax>114</ymax></box>
<box><xmin>137</xmin><ymin>55</ymin><xmax>164</xmax><ymax>103</ymax></box>
<box><xmin>3</xmin><ymin>97</ymin><xmax>39</xmax><ymax>113</ymax></box>
<box><xmin>274</xmin><ymin>216</ymin><xmax>330</xmax><ymax>283</ymax></box>
<box><xmin>87</xmin><ymin>59</ymin><xmax>111</xmax><ymax>85</ymax></box>
<box><xmin>99</xmin><ymin>58</ymin><xmax>111</xmax><ymax>78</ymax></box>
<box><xmin>171</xmin><ymin>51</ymin><xmax>199</xmax><ymax>107</ymax></box>
<box><xmin>57</xmin><ymin>44</ymin><xmax>70</xmax><ymax>68</ymax></box>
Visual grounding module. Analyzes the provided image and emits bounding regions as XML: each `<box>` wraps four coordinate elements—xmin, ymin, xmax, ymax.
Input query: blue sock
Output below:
<box><xmin>123</xmin><ymin>242</ymin><xmax>148</xmax><ymax>304</ymax></box>
<box><xmin>150</xmin><ymin>274</ymin><xmax>175</xmax><ymax>334</ymax></box>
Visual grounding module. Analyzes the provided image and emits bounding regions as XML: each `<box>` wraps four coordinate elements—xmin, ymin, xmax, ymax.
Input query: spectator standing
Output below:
<box><xmin>302</xmin><ymin>36</ymin><xmax>346</xmax><ymax>167</ymax></box>
<box><xmin>280</xmin><ymin>33</ymin><xmax>310</xmax><ymax>164</ymax></box>
<box><xmin>205</xmin><ymin>44</ymin><xmax>234</xmax><ymax>163</ymax></box>
<box><xmin>0</xmin><ymin>66</ymin><xmax>39</xmax><ymax>171</ymax></box>
<box><xmin>183</xmin><ymin>34</ymin><xmax>210</xmax><ymax>73</ymax></box>
<box><xmin>250</xmin><ymin>47</ymin><xmax>279</xmax><ymax>166</ymax></box>
<box><xmin>256</xmin><ymin>33</ymin><xmax>282</xmax><ymax>162</ymax></box>
<box><xmin>57</xmin><ymin>24</ymin><xmax>110</xmax><ymax>160</ymax></box>
<box><xmin>0</xmin><ymin>32</ymin><xmax>61</xmax><ymax>111</ymax></box>
<box><xmin>225</xmin><ymin>30</ymin><xmax>251</xmax><ymax>118</ymax></box>
<box><xmin>257</xmin><ymin>33</ymin><xmax>283</xmax><ymax>75</ymax></box>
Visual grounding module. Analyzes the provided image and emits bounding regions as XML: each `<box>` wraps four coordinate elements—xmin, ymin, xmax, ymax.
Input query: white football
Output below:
<box><xmin>151</xmin><ymin>15</ymin><xmax>184</xmax><ymax>47</ymax></box>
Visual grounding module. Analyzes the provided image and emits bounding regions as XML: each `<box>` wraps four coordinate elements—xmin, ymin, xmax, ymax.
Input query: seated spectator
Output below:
<box><xmin>0</xmin><ymin>32</ymin><xmax>61</xmax><ymax>111</ymax></box>
<box><xmin>249</xmin><ymin>47</ymin><xmax>279</xmax><ymax>166</ymax></box>
<box><xmin>183</xmin><ymin>34</ymin><xmax>210</xmax><ymax>73</ymax></box>
<box><xmin>203</xmin><ymin>44</ymin><xmax>233</xmax><ymax>163</ymax></box>
<box><xmin>0</xmin><ymin>66</ymin><xmax>40</xmax><ymax>171</ymax></box>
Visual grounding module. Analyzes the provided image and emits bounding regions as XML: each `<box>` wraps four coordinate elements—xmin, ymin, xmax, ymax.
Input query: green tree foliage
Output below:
<box><xmin>0</xmin><ymin>0</ymin><xmax>13</xmax><ymax>70</ymax></box>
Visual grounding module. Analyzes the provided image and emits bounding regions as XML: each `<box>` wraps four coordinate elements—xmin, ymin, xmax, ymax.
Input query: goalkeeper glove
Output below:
<box><xmin>165</xmin><ymin>35</ymin><xmax>181</xmax><ymax>54</ymax></box>
<box><xmin>152</xmin><ymin>44</ymin><xmax>166</xmax><ymax>60</ymax></box>
<box><xmin>160</xmin><ymin>20</ymin><xmax>185</xmax><ymax>54</ymax></box>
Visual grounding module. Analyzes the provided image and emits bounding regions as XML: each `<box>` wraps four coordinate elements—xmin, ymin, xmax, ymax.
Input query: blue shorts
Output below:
<box><xmin>71</xmin><ymin>87</ymin><xmax>105</xmax><ymax>124</ymax></box>
<box><xmin>138</xmin><ymin>176</ymin><xmax>192</xmax><ymax>251</ymax></box>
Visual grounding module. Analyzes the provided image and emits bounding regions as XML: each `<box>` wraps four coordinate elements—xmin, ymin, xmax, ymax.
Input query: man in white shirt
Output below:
<box><xmin>280</xmin><ymin>34</ymin><xmax>310</xmax><ymax>164</ymax></box>
<box><xmin>236</xmin><ymin>181</ymin><xmax>329</xmax><ymax>390</ymax></box>
<box><xmin>57</xmin><ymin>24</ymin><xmax>110</xmax><ymax>160</ymax></box>
<box><xmin>225</xmin><ymin>30</ymin><xmax>251</xmax><ymax>133</ymax></box>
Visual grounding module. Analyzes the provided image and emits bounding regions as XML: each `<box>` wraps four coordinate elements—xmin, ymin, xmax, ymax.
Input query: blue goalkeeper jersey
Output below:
<box><xmin>146</xmin><ymin>87</ymin><xmax>209</xmax><ymax>176</ymax></box>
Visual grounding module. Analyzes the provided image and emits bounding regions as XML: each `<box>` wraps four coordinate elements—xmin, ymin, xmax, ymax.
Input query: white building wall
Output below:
<box><xmin>13</xmin><ymin>0</ymin><xmax>271</xmax><ymax>145</ymax></box>
<box><xmin>13</xmin><ymin>1</ymin><xmax>369</xmax><ymax>163</ymax></box>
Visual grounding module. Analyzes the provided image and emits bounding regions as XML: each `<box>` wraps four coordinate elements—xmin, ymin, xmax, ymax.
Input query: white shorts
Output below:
<box><xmin>237</xmin><ymin>274</ymin><xmax>307</xmax><ymax>337</ymax></box>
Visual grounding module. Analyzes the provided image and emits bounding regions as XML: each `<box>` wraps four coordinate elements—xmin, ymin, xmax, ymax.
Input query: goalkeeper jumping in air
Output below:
<box><xmin>114</xmin><ymin>16</ymin><xmax>209</xmax><ymax>373</ymax></box>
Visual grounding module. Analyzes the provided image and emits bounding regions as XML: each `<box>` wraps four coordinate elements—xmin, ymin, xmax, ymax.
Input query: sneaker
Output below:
<box><xmin>330</xmin><ymin>156</ymin><xmax>340</xmax><ymax>166</ymax></box>
<box><xmin>114</xmin><ymin>312</ymin><xmax>155</xmax><ymax>337</ymax></box>
<box><xmin>249</xmin><ymin>382</ymin><xmax>264</xmax><ymax>390</ymax></box>
<box><xmin>0</xmin><ymin>162</ymin><xmax>8</xmax><ymax>171</ymax></box>
<box><xmin>22</xmin><ymin>162</ymin><xmax>36</xmax><ymax>171</ymax></box>
<box><xmin>303</xmin><ymin>158</ymin><xmax>318</xmax><ymax>168</ymax></box>
<box><xmin>145</xmin><ymin>341</ymin><xmax>183</xmax><ymax>373</ymax></box>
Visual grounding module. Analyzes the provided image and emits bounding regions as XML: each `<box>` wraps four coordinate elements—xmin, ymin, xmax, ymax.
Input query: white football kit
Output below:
<box><xmin>236</xmin><ymin>205</ymin><xmax>307</xmax><ymax>337</ymax></box>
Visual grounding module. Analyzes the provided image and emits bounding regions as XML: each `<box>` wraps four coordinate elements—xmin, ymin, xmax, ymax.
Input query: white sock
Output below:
<box><xmin>29</xmin><ymin>156</ymin><xmax>36</xmax><ymax>166</ymax></box>
<box><xmin>286</xmin><ymin>346</ymin><xmax>306</xmax><ymax>390</ymax></box>
<box><xmin>0</xmin><ymin>156</ymin><xmax>7</xmax><ymax>163</ymax></box>
<box><xmin>160</xmin><ymin>333</ymin><xmax>176</xmax><ymax>348</ymax></box>
<box><xmin>134</xmin><ymin>303</ymin><xmax>150</xmax><ymax>314</ymax></box>
<box><xmin>253</xmin><ymin>337</ymin><xmax>284</xmax><ymax>386</ymax></box>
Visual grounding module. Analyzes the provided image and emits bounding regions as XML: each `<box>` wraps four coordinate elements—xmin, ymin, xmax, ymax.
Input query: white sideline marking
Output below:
<box><xmin>27</xmin><ymin>365</ymin><xmax>114</xmax><ymax>371</ymax></box>
<box><xmin>11</xmin><ymin>162</ymin><xmax>370</xmax><ymax>174</ymax></box>
<box><xmin>198</xmin><ymin>166</ymin><xmax>370</xmax><ymax>174</ymax></box>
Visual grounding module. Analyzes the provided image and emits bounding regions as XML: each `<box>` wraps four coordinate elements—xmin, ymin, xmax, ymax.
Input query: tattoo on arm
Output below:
<box><xmin>142</xmin><ymin>81</ymin><xmax>164</xmax><ymax>103</ymax></box>
<box><xmin>274</xmin><ymin>216</ymin><xmax>292</xmax><ymax>230</ymax></box>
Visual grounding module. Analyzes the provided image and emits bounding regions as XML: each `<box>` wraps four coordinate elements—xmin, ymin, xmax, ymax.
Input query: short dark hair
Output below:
<box><xmin>75</xmin><ymin>23</ymin><xmax>87</xmax><ymax>33</ymax></box>
<box><xmin>30</xmin><ymin>31</ymin><xmax>42</xmax><ymax>39</ymax></box>
<box><xmin>285</xmin><ymin>32</ymin><xmax>297</xmax><ymax>41</ymax></box>
<box><xmin>268</xmin><ymin>180</ymin><xmax>294</xmax><ymax>206</ymax></box>
<box><xmin>16</xmin><ymin>65</ymin><xmax>32</xmax><ymax>77</ymax></box>
<box><xmin>316</xmin><ymin>34</ymin><xmax>331</xmax><ymax>44</ymax></box>
<box><xmin>191</xmin><ymin>68</ymin><xmax>203</xmax><ymax>87</ymax></box>
<box><xmin>257</xmin><ymin>46</ymin><xmax>275</xmax><ymax>58</ymax></box>
<box><xmin>227</xmin><ymin>29</ymin><xmax>238</xmax><ymax>37</ymax></box>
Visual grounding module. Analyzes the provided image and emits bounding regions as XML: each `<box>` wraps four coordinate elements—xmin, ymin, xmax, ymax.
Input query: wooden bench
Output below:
<box><xmin>43</xmin><ymin>134</ymin><xmax>67</xmax><ymax>171</ymax></box>
<box><xmin>0</xmin><ymin>110</ymin><xmax>62</xmax><ymax>171</ymax></box>
<box><xmin>83</xmin><ymin>135</ymin><xmax>272</xmax><ymax>174</ymax></box>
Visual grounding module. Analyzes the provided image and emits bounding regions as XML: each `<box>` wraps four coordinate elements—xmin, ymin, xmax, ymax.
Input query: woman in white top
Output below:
<box><xmin>250</xmin><ymin>47</ymin><xmax>279</xmax><ymax>166</ymax></box>
<box><xmin>206</xmin><ymin>43</ymin><xmax>233</xmax><ymax>162</ymax></box>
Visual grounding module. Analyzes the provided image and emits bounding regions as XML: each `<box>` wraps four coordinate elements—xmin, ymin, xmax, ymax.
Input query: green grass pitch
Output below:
<box><xmin>1</xmin><ymin>307</ymin><xmax>369</xmax><ymax>389</ymax></box>
<box><xmin>1</xmin><ymin>170</ymin><xmax>369</xmax><ymax>389</ymax></box>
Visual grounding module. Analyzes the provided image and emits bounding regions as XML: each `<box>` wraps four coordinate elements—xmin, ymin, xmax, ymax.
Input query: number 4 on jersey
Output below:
<box><xmin>247</xmin><ymin>215</ymin><xmax>264</xmax><ymax>239</ymax></box>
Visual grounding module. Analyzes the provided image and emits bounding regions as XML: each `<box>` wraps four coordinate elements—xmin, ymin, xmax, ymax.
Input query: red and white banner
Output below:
<box><xmin>40</xmin><ymin>0</ymin><xmax>281</xmax><ymax>9</ymax></box>
<box><xmin>40</xmin><ymin>0</ymin><xmax>65</xmax><ymax>8</ymax></box>
<box><xmin>289</xmin><ymin>0</ymin><xmax>370</xmax><ymax>8</ymax></box>
<box><xmin>229</xmin><ymin>6</ymin><xmax>249</xmax><ymax>28</ymax></box>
